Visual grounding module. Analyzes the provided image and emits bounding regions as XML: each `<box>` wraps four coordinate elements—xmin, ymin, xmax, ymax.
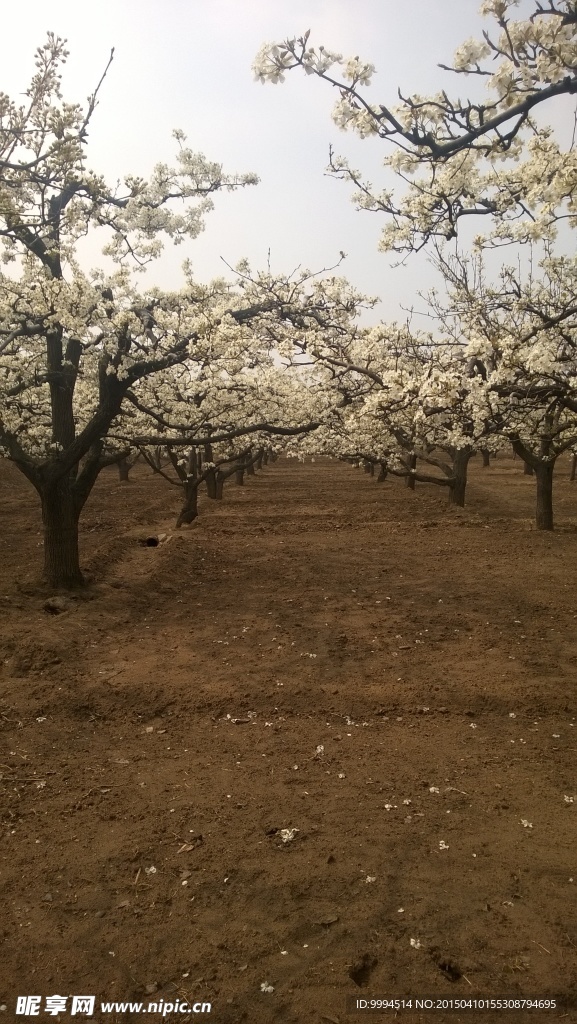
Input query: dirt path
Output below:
<box><xmin>1</xmin><ymin>457</ymin><xmax>576</xmax><ymax>1022</ymax></box>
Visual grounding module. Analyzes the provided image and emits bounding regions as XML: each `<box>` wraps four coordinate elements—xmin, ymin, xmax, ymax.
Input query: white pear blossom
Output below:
<box><xmin>254</xmin><ymin>3</ymin><xmax>577</xmax><ymax>254</ymax></box>
<box><xmin>0</xmin><ymin>37</ymin><xmax>370</xmax><ymax>585</ymax></box>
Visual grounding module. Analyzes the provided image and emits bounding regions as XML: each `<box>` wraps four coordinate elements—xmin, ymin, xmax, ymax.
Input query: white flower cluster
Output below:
<box><xmin>253</xmin><ymin>39</ymin><xmax>346</xmax><ymax>85</ymax></box>
<box><xmin>2</xmin><ymin>30</ymin><xmax>576</xmax><ymax>531</ymax></box>
<box><xmin>253</xmin><ymin>4</ymin><xmax>577</xmax><ymax>255</ymax></box>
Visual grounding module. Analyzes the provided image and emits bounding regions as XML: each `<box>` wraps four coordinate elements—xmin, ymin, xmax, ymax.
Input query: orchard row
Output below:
<box><xmin>1</xmin><ymin>4</ymin><xmax>576</xmax><ymax>585</ymax></box>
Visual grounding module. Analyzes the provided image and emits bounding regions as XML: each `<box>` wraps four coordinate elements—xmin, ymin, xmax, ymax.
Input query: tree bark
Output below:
<box><xmin>448</xmin><ymin>447</ymin><xmax>473</xmax><ymax>507</ymax></box>
<box><xmin>40</xmin><ymin>481</ymin><xmax>83</xmax><ymax>588</ymax></box>
<box><xmin>570</xmin><ymin>454</ymin><xmax>577</xmax><ymax>482</ymax></box>
<box><xmin>235</xmin><ymin>468</ymin><xmax>245</xmax><ymax>486</ymax></box>
<box><xmin>524</xmin><ymin>461</ymin><xmax>534</xmax><ymax>476</ymax></box>
<box><xmin>377</xmin><ymin>462</ymin><xmax>388</xmax><ymax>482</ymax></box>
<box><xmin>205</xmin><ymin>468</ymin><xmax>217</xmax><ymax>499</ymax></box>
<box><xmin>176</xmin><ymin>479</ymin><xmax>199</xmax><ymax>527</ymax></box>
<box><xmin>151</xmin><ymin>446</ymin><xmax>163</xmax><ymax>470</ymax></box>
<box><xmin>511</xmin><ymin>435</ymin><xmax>556</xmax><ymax>531</ymax></box>
<box><xmin>405</xmin><ymin>453</ymin><xmax>417</xmax><ymax>490</ymax></box>
<box><xmin>117</xmin><ymin>457</ymin><xmax>131</xmax><ymax>482</ymax></box>
<box><xmin>534</xmin><ymin>461</ymin><xmax>554</xmax><ymax>531</ymax></box>
<box><xmin>481</xmin><ymin>449</ymin><xmax>490</xmax><ymax>468</ymax></box>
<box><xmin>186</xmin><ymin>448</ymin><xmax>198</xmax><ymax>476</ymax></box>
<box><xmin>174</xmin><ymin>448</ymin><xmax>200</xmax><ymax>527</ymax></box>
<box><xmin>215</xmin><ymin>459</ymin><xmax>247</xmax><ymax>497</ymax></box>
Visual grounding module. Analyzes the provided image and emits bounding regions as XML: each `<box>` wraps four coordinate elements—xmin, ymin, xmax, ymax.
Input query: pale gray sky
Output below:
<box><xmin>4</xmin><ymin>0</ymin><xmax>569</xmax><ymax>324</ymax></box>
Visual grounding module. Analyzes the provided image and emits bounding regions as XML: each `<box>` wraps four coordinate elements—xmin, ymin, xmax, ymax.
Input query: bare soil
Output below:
<box><xmin>0</xmin><ymin>455</ymin><xmax>576</xmax><ymax>1024</ymax></box>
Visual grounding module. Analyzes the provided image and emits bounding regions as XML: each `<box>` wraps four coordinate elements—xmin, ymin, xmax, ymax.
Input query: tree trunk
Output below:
<box><xmin>215</xmin><ymin>473</ymin><xmax>225</xmax><ymax>499</ymax></box>
<box><xmin>535</xmin><ymin>461</ymin><xmax>554</xmax><ymax>531</ymax></box>
<box><xmin>481</xmin><ymin>449</ymin><xmax>490</xmax><ymax>468</ymax></box>
<box><xmin>205</xmin><ymin>468</ymin><xmax>217</xmax><ymax>499</ymax></box>
<box><xmin>174</xmin><ymin>449</ymin><xmax>200</xmax><ymax>527</ymax></box>
<box><xmin>405</xmin><ymin>453</ymin><xmax>417</xmax><ymax>490</ymax></box>
<box><xmin>41</xmin><ymin>481</ymin><xmax>83</xmax><ymax>588</ymax></box>
<box><xmin>524</xmin><ymin>461</ymin><xmax>534</xmax><ymax>476</ymax></box>
<box><xmin>448</xmin><ymin>447</ymin><xmax>472</xmax><ymax>507</ymax></box>
<box><xmin>235</xmin><ymin>468</ymin><xmax>245</xmax><ymax>486</ymax></box>
<box><xmin>377</xmin><ymin>462</ymin><xmax>388</xmax><ymax>482</ymax></box>
<box><xmin>186</xmin><ymin>448</ymin><xmax>198</xmax><ymax>476</ymax></box>
<box><xmin>117</xmin><ymin>457</ymin><xmax>131</xmax><ymax>482</ymax></box>
<box><xmin>151</xmin><ymin>446</ymin><xmax>163</xmax><ymax>470</ymax></box>
<box><xmin>176</xmin><ymin>479</ymin><xmax>199</xmax><ymax>527</ymax></box>
<box><xmin>570</xmin><ymin>455</ymin><xmax>577</xmax><ymax>482</ymax></box>
<box><xmin>262</xmin><ymin>452</ymin><xmax>269</xmax><ymax>466</ymax></box>
<box><xmin>246</xmin><ymin>459</ymin><xmax>255</xmax><ymax>476</ymax></box>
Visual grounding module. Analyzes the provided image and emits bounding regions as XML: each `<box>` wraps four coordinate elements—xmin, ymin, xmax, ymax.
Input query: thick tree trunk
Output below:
<box><xmin>377</xmin><ymin>462</ymin><xmax>388</xmax><ymax>482</ymax></box>
<box><xmin>205</xmin><ymin>468</ymin><xmax>217</xmax><ymax>499</ymax></box>
<box><xmin>204</xmin><ymin>440</ymin><xmax>213</xmax><ymax>465</ymax></box>
<box><xmin>117</xmin><ymin>457</ymin><xmax>131</xmax><ymax>482</ymax></box>
<box><xmin>535</xmin><ymin>461</ymin><xmax>554</xmax><ymax>531</ymax></box>
<box><xmin>175</xmin><ymin>450</ymin><xmax>201</xmax><ymax>527</ymax></box>
<box><xmin>215</xmin><ymin>473</ymin><xmax>225</xmax><ymax>499</ymax></box>
<box><xmin>41</xmin><ymin>482</ymin><xmax>83</xmax><ymax>588</ymax></box>
<box><xmin>186</xmin><ymin>448</ymin><xmax>198</xmax><ymax>476</ymax></box>
<box><xmin>511</xmin><ymin>434</ymin><xmax>555</xmax><ymax>531</ymax></box>
<box><xmin>448</xmin><ymin>448</ymin><xmax>473</xmax><ymax>507</ymax></box>
<box><xmin>176</xmin><ymin>479</ymin><xmax>199</xmax><ymax>527</ymax></box>
<box><xmin>235</xmin><ymin>468</ymin><xmax>245</xmax><ymax>486</ymax></box>
<box><xmin>481</xmin><ymin>449</ymin><xmax>490</xmax><ymax>468</ymax></box>
<box><xmin>246</xmin><ymin>459</ymin><xmax>255</xmax><ymax>477</ymax></box>
<box><xmin>405</xmin><ymin>454</ymin><xmax>417</xmax><ymax>490</ymax></box>
<box><xmin>255</xmin><ymin>451</ymin><xmax>264</xmax><ymax>471</ymax></box>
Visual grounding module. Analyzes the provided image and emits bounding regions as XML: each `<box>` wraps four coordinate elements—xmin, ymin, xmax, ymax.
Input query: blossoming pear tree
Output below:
<box><xmin>286</xmin><ymin>316</ymin><xmax>499</xmax><ymax>505</ymax></box>
<box><xmin>126</xmin><ymin>359</ymin><xmax>327</xmax><ymax>526</ymax></box>
<box><xmin>253</xmin><ymin>1</ymin><xmax>577</xmax><ymax>253</ymax></box>
<box><xmin>431</xmin><ymin>248</ymin><xmax>577</xmax><ymax>528</ymax></box>
<box><xmin>254</xmin><ymin>2</ymin><xmax>577</xmax><ymax>529</ymax></box>
<box><xmin>0</xmin><ymin>37</ymin><xmax>367</xmax><ymax>587</ymax></box>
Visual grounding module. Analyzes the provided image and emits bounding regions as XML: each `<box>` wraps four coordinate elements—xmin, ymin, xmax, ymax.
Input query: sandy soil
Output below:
<box><xmin>0</xmin><ymin>454</ymin><xmax>576</xmax><ymax>1023</ymax></box>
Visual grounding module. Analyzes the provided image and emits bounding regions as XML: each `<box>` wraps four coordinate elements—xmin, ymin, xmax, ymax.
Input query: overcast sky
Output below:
<box><xmin>5</xmin><ymin>0</ymin><xmax>569</xmax><ymax>325</ymax></box>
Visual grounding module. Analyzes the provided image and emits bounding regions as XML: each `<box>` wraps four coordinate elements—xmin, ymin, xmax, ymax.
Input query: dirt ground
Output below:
<box><xmin>0</xmin><ymin>454</ymin><xmax>576</xmax><ymax>1024</ymax></box>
